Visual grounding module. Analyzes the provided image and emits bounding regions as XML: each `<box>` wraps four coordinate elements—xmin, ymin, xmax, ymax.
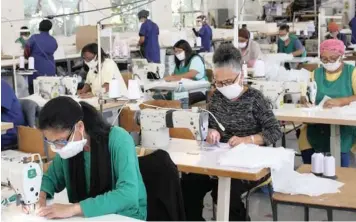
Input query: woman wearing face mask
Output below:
<box><xmin>299</xmin><ymin>39</ymin><xmax>356</xmax><ymax>167</ymax></box>
<box><xmin>277</xmin><ymin>24</ymin><xmax>306</xmax><ymax>58</ymax></box>
<box><xmin>164</xmin><ymin>39</ymin><xmax>207</xmax><ymax>104</ymax></box>
<box><xmin>29</xmin><ymin>96</ymin><xmax>147</xmax><ymax>220</ymax></box>
<box><xmin>15</xmin><ymin>26</ymin><xmax>31</xmax><ymax>50</ymax></box>
<box><xmin>238</xmin><ymin>28</ymin><xmax>262</xmax><ymax>68</ymax></box>
<box><xmin>181</xmin><ymin>44</ymin><xmax>282</xmax><ymax>221</ymax></box>
<box><xmin>325</xmin><ymin>22</ymin><xmax>347</xmax><ymax>47</ymax></box>
<box><xmin>78</xmin><ymin>43</ymin><xmax>128</xmax><ymax>98</ymax></box>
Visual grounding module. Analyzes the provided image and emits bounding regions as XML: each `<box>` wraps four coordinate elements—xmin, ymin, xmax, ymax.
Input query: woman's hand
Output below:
<box><xmin>22</xmin><ymin>192</ymin><xmax>47</xmax><ymax>214</ymax></box>
<box><xmin>228</xmin><ymin>136</ymin><xmax>248</xmax><ymax>147</ymax></box>
<box><xmin>323</xmin><ymin>98</ymin><xmax>346</xmax><ymax>109</ymax></box>
<box><xmin>164</xmin><ymin>75</ymin><xmax>180</xmax><ymax>82</ymax></box>
<box><xmin>206</xmin><ymin>129</ymin><xmax>221</xmax><ymax>145</ymax></box>
<box><xmin>37</xmin><ymin>203</ymin><xmax>81</xmax><ymax>219</ymax></box>
<box><xmin>300</xmin><ymin>96</ymin><xmax>312</xmax><ymax>107</ymax></box>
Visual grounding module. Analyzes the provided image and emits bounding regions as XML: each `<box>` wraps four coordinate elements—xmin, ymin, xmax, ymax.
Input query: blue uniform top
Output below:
<box><xmin>1</xmin><ymin>80</ymin><xmax>25</xmax><ymax>149</ymax></box>
<box><xmin>139</xmin><ymin>19</ymin><xmax>160</xmax><ymax>63</ymax></box>
<box><xmin>198</xmin><ymin>24</ymin><xmax>212</xmax><ymax>52</ymax></box>
<box><xmin>26</xmin><ymin>32</ymin><xmax>58</xmax><ymax>84</ymax></box>
<box><xmin>350</xmin><ymin>17</ymin><xmax>356</xmax><ymax>44</ymax></box>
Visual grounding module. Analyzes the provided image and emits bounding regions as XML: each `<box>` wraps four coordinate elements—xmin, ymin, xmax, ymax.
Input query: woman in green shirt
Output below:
<box><xmin>31</xmin><ymin>96</ymin><xmax>147</xmax><ymax>220</ymax></box>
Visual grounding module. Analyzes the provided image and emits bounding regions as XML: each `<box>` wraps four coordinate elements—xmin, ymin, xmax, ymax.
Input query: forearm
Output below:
<box><xmin>341</xmin><ymin>95</ymin><xmax>356</xmax><ymax>106</ymax></box>
<box><xmin>80</xmin><ymin>84</ymin><xmax>91</xmax><ymax>93</ymax></box>
<box><xmin>174</xmin><ymin>71</ymin><xmax>198</xmax><ymax>80</ymax></box>
<box><xmin>291</xmin><ymin>48</ymin><xmax>304</xmax><ymax>57</ymax></box>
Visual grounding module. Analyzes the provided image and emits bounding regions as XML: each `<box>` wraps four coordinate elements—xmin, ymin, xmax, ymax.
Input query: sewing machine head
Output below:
<box><xmin>33</xmin><ymin>76</ymin><xmax>79</xmax><ymax>99</ymax></box>
<box><xmin>250</xmin><ymin>81</ymin><xmax>285</xmax><ymax>109</ymax></box>
<box><xmin>1</xmin><ymin>153</ymin><xmax>42</xmax><ymax>210</ymax></box>
<box><xmin>307</xmin><ymin>81</ymin><xmax>317</xmax><ymax>104</ymax></box>
<box><xmin>135</xmin><ymin>108</ymin><xmax>209</xmax><ymax>149</ymax></box>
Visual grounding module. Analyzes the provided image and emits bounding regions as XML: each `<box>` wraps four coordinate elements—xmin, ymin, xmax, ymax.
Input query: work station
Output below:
<box><xmin>1</xmin><ymin>0</ymin><xmax>356</xmax><ymax>221</ymax></box>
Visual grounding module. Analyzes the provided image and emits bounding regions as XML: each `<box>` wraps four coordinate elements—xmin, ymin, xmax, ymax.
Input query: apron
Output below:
<box><xmin>307</xmin><ymin>64</ymin><xmax>356</xmax><ymax>153</ymax></box>
<box><xmin>15</xmin><ymin>37</ymin><xmax>26</xmax><ymax>49</ymax></box>
<box><xmin>278</xmin><ymin>34</ymin><xmax>307</xmax><ymax>57</ymax></box>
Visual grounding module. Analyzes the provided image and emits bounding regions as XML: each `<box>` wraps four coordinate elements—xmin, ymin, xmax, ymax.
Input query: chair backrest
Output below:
<box><xmin>17</xmin><ymin>126</ymin><xmax>56</xmax><ymax>161</ymax></box>
<box><xmin>139</xmin><ymin>100</ymin><xmax>195</xmax><ymax>140</ymax></box>
<box><xmin>119</xmin><ymin>107</ymin><xmax>140</xmax><ymax>133</ymax></box>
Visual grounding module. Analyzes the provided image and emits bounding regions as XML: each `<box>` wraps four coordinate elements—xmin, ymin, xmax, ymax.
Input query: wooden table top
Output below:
<box><xmin>1</xmin><ymin>122</ymin><xmax>14</xmax><ymax>131</ymax></box>
<box><xmin>273</xmin><ymin>165</ymin><xmax>356</xmax><ymax>210</ymax></box>
<box><xmin>139</xmin><ymin>138</ymin><xmax>270</xmax><ymax>181</ymax></box>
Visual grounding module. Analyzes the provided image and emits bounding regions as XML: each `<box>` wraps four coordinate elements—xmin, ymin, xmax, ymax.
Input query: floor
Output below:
<box><xmin>201</xmin><ymin>132</ymin><xmax>356</xmax><ymax>221</ymax></box>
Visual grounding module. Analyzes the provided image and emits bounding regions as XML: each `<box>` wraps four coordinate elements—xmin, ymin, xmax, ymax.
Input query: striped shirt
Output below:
<box><xmin>208</xmin><ymin>87</ymin><xmax>282</xmax><ymax>145</ymax></box>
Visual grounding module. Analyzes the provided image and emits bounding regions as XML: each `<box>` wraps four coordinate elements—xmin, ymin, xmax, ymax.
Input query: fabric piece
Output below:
<box><xmin>139</xmin><ymin>19</ymin><xmax>160</xmax><ymax>63</ymax></box>
<box><xmin>85</xmin><ymin>58</ymin><xmax>127</xmax><ymax>97</ymax></box>
<box><xmin>320</xmin><ymin>39</ymin><xmax>345</xmax><ymax>55</ymax></box>
<box><xmin>40</xmin><ymin>127</ymin><xmax>147</xmax><ymax>220</ymax></box>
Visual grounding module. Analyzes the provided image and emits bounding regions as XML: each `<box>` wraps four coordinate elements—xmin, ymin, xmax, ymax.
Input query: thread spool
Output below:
<box><xmin>109</xmin><ymin>78</ymin><xmax>121</xmax><ymax>98</ymax></box>
<box><xmin>196</xmin><ymin>37</ymin><xmax>202</xmax><ymax>47</ymax></box>
<box><xmin>323</xmin><ymin>153</ymin><xmax>336</xmax><ymax>179</ymax></box>
<box><xmin>28</xmin><ymin>57</ymin><xmax>35</xmax><ymax>70</ymax></box>
<box><xmin>19</xmin><ymin>56</ymin><xmax>25</xmax><ymax>70</ymax></box>
<box><xmin>311</xmin><ymin>152</ymin><xmax>324</xmax><ymax>176</ymax></box>
<box><xmin>128</xmin><ymin>79</ymin><xmax>141</xmax><ymax>100</ymax></box>
<box><xmin>296</xmin><ymin>29</ymin><xmax>300</xmax><ymax>36</ymax></box>
<box><xmin>242</xmin><ymin>61</ymin><xmax>248</xmax><ymax>78</ymax></box>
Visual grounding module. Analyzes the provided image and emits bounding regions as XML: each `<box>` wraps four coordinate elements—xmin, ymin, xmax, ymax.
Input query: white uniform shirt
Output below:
<box><xmin>85</xmin><ymin>58</ymin><xmax>128</xmax><ymax>97</ymax></box>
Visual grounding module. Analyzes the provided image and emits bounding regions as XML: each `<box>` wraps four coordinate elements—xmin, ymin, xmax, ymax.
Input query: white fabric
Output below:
<box><xmin>218</xmin><ymin>144</ymin><xmax>344</xmax><ymax>196</ymax></box>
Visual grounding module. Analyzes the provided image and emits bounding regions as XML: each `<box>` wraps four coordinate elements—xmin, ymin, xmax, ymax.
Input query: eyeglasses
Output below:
<box><xmin>44</xmin><ymin>127</ymin><xmax>74</xmax><ymax>149</ymax></box>
<box><xmin>213</xmin><ymin>75</ymin><xmax>239</xmax><ymax>88</ymax></box>
<box><xmin>320</xmin><ymin>56</ymin><xmax>340</xmax><ymax>64</ymax></box>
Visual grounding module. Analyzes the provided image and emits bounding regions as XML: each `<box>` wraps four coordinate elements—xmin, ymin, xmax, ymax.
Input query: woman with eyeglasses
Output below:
<box><xmin>27</xmin><ymin>96</ymin><xmax>147</xmax><ymax>220</ymax></box>
<box><xmin>180</xmin><ymin>44</ymin><xmax>282</xmax><ymax>221</ymax></box>
<box><xmin>299</xmin><ymin>39</ymin><xmax>356</xmax><ymax>167</ymax></box>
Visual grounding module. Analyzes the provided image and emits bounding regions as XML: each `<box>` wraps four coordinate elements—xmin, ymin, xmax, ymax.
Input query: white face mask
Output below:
<box><xmin>217</xmin><ymin>76</ymin><xmax>243</xmax><ymax>100</ymax></box>
<box><xmin>238</xmin><ymin>42</ymin><xmax>247</xmax><ymax>49</ymax></box>
<box><xmin>175</xmin><ymin>51</ymin><xmax>185</xmax><ymax>61</ymax></box>
<box><xmin>51</xmin><ymin>127</ymin><xmax>87</xmax><ymax>159</ymax></box>
<box><xmin>321</xmin><ymin>59</ymin><xmax>342</xmax><ymax>72</ymax></box>
<box><xmin>85</xmin><ymin>57</ymin><xmax>98</xmax><ymax>70</ymax></box>
<box><xmin>279</xmin><ymin>34</ymin><xmax>289</xmax><ymax>41</ymax></box>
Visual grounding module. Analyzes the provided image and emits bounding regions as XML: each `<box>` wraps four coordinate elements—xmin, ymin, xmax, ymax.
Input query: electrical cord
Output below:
<box><xmin>111</xmin><ymin>100</ymin><xmax>130</xmax><ymax>125</ymax></box>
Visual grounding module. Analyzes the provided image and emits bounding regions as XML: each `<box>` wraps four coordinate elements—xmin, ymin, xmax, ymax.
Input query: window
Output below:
<box><xmin>110</xmin><ymin>0</ymin><xmax>152</xmax><ymax>32</ymax></box>
<box><xmin>172</xmin><ymin>0</ymin><xmax>203</xmax><ymax>28</ymax></box>
<box><xmin>24</xmin><ymin>0</ymin><xmax>83</xmax><ymax>36</ymax></box>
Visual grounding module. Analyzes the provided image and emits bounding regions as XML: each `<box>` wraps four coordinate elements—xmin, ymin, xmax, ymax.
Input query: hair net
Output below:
<box><xmin>320</xmin><ymin>39</ymin><xmax>345</xmax><ymax>55</ymax></box>
<box><xmin>39</xmin><ymin>20</ymin><xmax>53</xmax><ymax>32</ymax></box>
<box><xmin>138</xmin><ymin>10</ymin><xmax>149</xmax><ymax>19</ymax></box>
<box><xmin>328</xmin><ymin>22</ymin><xmax>339</xmax><ymax>33</ymax></box>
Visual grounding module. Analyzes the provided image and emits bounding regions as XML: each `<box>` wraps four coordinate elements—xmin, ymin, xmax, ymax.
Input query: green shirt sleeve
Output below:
<box><xmin>79</xmin><ymin>128</ymin><xmax>142</xmax><ymax>218</ymax></box>
<box><xmin>40</xmin><ymin>154</ymin><xmax>66</xmax><ymax>199</ymax></box>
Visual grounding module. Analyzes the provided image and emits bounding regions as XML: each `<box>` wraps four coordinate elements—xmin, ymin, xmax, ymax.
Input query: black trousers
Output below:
<box><xmin>181</xmin><ymin>173</ymin><xmax>269</xmax><ymax>221</ymax></box>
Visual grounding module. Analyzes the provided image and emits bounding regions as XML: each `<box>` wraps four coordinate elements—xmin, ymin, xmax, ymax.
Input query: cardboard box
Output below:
<box><xmin>76</xmin><ymin>25</ymin><xmax>97</xmax><ymax>52</ymax></box>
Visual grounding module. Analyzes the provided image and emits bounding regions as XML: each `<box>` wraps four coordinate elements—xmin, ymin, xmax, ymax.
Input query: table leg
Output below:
<box><xmin>304</xmin><ymin>207</ymin><xmax>309</xmax><ymax>221</ymax></box>
<box><xmin>216</xmin><ymin>177</ymin><xmax>231</xmax><ymax>221</ymax></box>
<box><xmin>272</xmin><ymin>202</ymin><xmax>278</xmax><ymax>221</ymax></box>
<box><xmin>330</xmin><ymin>125</ymin><xmax>341</xmax><ymax>167</ymax></box>
<box><xmin>327</xmin><ymin>209</ymin><xmax>333</xmax><ymax>221</ymax></box>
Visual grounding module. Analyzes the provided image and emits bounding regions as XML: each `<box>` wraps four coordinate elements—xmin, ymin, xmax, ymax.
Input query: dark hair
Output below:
<box><xmin>138</xmin><ymin>10</ymin><xmax>149</xmax><ymax>19</ymax></box>
<box><xmin>213</xmin><ymin>43</ymin><xmax>242</xmax><ymax>69</ymax></box>
<box><xmin>20</xmin><ymin>26</ymin><xmax>30</xmax><ymax>36</ymax></box>
<box><xmin>81</xmin><ymin>43</ymin><xmax>108</xmax><ymax>64</ymax></box>
<box><xmin>279</xmin><ymin>24</ymin><xmax>290</xmax><ymax>32</ymax></box>
<box><xmin>38</xmin><ymin>96</ymin><xmax>112</xmax><ymax>203</ymax></box>
<box><xmin>39</xmin><ymin>20</ymin><xmax>52</xmax><ymax>32</ymax></box>
<box><xmin>173</xmin><ymin>39</ymin><xmax>195</xmax><ymax>69</ymax></box>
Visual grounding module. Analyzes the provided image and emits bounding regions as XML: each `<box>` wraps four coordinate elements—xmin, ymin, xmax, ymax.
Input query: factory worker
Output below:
<box><xmin>192</xmin><ymin>15</ymin><xmax>213</xmax><ymax>52</ymax></box>
<box><xmin>15</xmin><ymin>26</ymin><xmax>31</xmax><ymax>49</ymax></box>
<box><xmin>137</xmin><ymin>10</ymin><xmax>160</xmax><ymax>63</ymax></box>
<box><xmin>26</xmin><ymin>96</ymin><xmax>147</xmax><ymax>220</ymax></box>
<box><xmin>78</xmin><ymin>43</ymin><xmax>127</xmax><ymax>98</ymax></box>
<box><xmin>25</xmin><ymin>19</ymin><xmax>58</xmax><ymax>95</ymax></box>
<box><xmin>277</xmin><ymin>24</ymin><xmax>306</xmax><ymax>57</ymax></box>
<box><xmin>181</xmin><ymin>44</ymin><xmax>282</xmax><ymax>221</ymax></box>
<box><xmin>349</xmin><ymin>15</ymin><xmax>356</xmax><ymax>44</ymax></box>
<box><xmin>299</xmin><ymin>39</ymin><xmax>356</xmax><ymax>167</ymax></box>
<box><xmin>325</xmin><ymin>22</ymin><xmax>347</xmax><ymax>47</ymax></box>
<box><xmin>238</xmin><ymin>28</ymin><xmax>262</xmax><ymax>68</ymax></box>
<box><xmin>1</xmin><ymin>80</ymin><xmax>25</xmax><ymax>150</ymax></box>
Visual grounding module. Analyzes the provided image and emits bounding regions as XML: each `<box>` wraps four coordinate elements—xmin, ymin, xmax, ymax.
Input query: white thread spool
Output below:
<box><xmin>109</xmin><ymin>78</ymin><xmax>121</xmax><ymax>98</ymax></box>
<box><xmin>242</xmin><ymin>61</ymin><xmax>248</xmax><ymax>78</ymax></box>
<box><xmin>128</xmin><ymin>79</ymin><xmax>141</xmax><ymax>100</ymax></box>
<box><xmin>28</xmin><ymin>57</ymin><xmax>35</xmax><ymax>70</ymax></box>
<box><xmin>19</xmin><ymin>56</ymin><xmax>25</xmax><ymax>69</ymax></box>
<box><xmin>323</xmin><ymin>153</ymin><xmax>336</xmax><ymax>178</ymax></box>
<box><xmin>196</xmin><ymin>37</ymin><xmax>202</xmax><ymax>47</ymax></box>
<box><xmin>311</xmin><ymin>152</ymin><xmax>324</xmax><ymax>175</ymax></box>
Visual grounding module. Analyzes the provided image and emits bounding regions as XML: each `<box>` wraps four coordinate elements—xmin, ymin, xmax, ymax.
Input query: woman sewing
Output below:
<box><xmin>78</xmin><ymin>43</ymin><xmax>127</xmax><ymax>98</ymax></box>
<box><xmin>299</xmin><ymin>39</ymin><xmax>356</xmax><ymax>167</ymax></box>
<box><xmin>238</xmin><ymin>28</ymin><xmax>262</xmax><ymax>68</ymax></box>
<box><xmin>24</xmin><ymin>96</ymin><xmax>147</xmax><ymax>219</ymax></box>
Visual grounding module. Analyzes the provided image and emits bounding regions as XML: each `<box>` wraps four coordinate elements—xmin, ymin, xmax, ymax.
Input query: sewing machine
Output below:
<box><xmin>33</xmin><ymin>76</ymin><xmax>79</xmax><ymax>99</ymax></box>
<box><xmin>135</xmin><ymin>108</ymin><xmax>209</xmax><ymax>149</ymax></box>
<box><xmin>132</xmin><ymin>59</ymin><xmax>165</xmax><ymax>86</ymax></box>
<box><xmin>1</xmin><ymin>151</ymin><xmax>42</xmax><ymax>211</ymax></box>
